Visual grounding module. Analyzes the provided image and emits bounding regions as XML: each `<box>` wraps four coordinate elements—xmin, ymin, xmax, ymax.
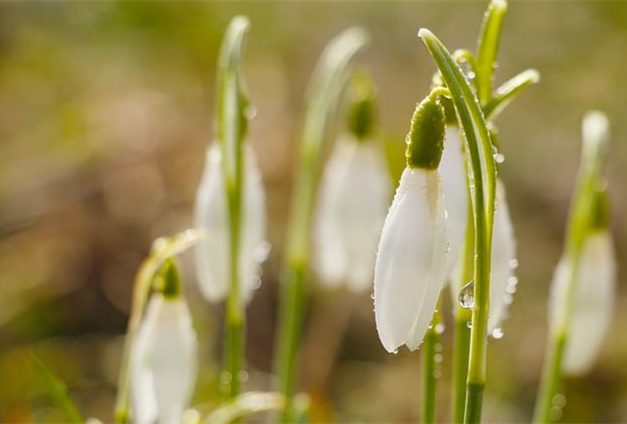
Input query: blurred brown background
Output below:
<box><xmin>1</xmin><ymin>2</ymin><xmax>626</xmax><ymax>423</ymax></box>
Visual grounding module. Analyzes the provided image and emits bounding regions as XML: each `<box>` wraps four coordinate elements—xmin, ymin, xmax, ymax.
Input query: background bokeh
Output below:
<box><xmin>1</xmin><ymin>2</ymin><xmax>626</xmax><ymax>423</ymax></box>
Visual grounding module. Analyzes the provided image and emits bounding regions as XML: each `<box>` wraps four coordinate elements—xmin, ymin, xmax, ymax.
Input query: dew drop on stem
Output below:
<box><xmin>459</xmin><ymin>280</ymin><xmax>475</xmax><ymax>309</ymax></box>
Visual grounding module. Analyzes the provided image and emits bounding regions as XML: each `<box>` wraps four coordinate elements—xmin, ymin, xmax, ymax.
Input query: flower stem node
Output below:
<box><xmin>406</xmin><ymin>95</ymin><xmax>446</xmax><ymax>170</ymax></box>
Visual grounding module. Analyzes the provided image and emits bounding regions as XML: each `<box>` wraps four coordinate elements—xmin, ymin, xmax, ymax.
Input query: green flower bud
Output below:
<box><xmin>347</xmin><ymin>71</ymin><xmax>376</xmax><ymax>140</ymax></box>
<box><xmin>154</xmin><ymin>258</ymin><xmax>182</xmax><ymax>299</ymax></box>
<box><xmin>406</xmin><ymin>95</ymin><xmax>446</xmax><ymax>169</ymax></box>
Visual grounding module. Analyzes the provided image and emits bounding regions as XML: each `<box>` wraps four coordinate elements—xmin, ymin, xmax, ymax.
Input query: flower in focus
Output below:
<box><xmin>374</xmin><ymin>94</ymin><xmax>447</xmax><ymax>353</ymax></box>
<box><xmin>131</xmin><ymin>261</ymin><xmax>198</xmax><ymax>424</ymax></box>
<box><xmin>550</xmin><ymin>229</ymin><xmax>615</xmax><ymax>375</ymax></box>
<box><xmin>193</xmin><ymin>143</ymin><xmax>267</xmax><ymax>303</ymax></box>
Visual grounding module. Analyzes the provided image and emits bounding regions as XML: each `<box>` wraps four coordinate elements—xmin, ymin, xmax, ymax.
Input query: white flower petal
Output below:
<box><xmin>194</xmin><ymin>144</ymin><xmax>229</xmax><ymax>302</ymax></box>
<box><xmin>439</xmin><ymin>127</ymin><xmax>469</xmax><ymax>283</ymax></box>
<box><xmin>239</xmin><ymin>144</ymin><xmax>268</xmax><ymax>302</ymax></box>
<box><xmin>374</xmin><ymin>168</ymin><xmax>447</xmax><ymax>352</ymax></box>
<box><xmin>314</xmin><ymin>135</ymin><xmax>391</xmax><ymax>292</ymax></box>
<box><xmin>553</xmin><ymin>231</ymin><xmax>616</xmax><ymax>375</ymax></box>
<box><xmin>131</xmin><ymin>295</ymin><xmax>198</xmax><ymax>424</ymax></box>
<box><xmin>194</xmin><ymin>144</ymin><xmax>267</xmax><ymax>303</ymax></box>
<box><xmin>488</xmin><ymin>180</ymin><xmax>517</xmax><ymax>332</ymax></box>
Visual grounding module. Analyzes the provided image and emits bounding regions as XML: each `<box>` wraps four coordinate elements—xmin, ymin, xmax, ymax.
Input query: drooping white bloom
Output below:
<box><xmin>194</xmin><ymin>143</ymin><xmax>267</xmax><ymax>303</ymax></box>
<box><xmin>439</xmin><ymin>127</ymin><xmax>468</xmax><ymax>281</ymax></box>
<box><xmin>313</xmin><ymin>134</ymin><xmax>391</xmax><ymax>292</ymax></box>
<box><xmin>549</xmin><ymin>231</ymin><xmax>616</xmax><ymax>375</ymax></box>
<box><xmin>374</xmin><ymin>168</ymin><xmax>448</xmax><ymax>352</ymax></box>
<box><xmin>131</xmin><ymin>294</ymin><xmax>198</xmax><ymax>424</ymax></box>
<box><xmin>488</xmin><ymin>180</ymin><xmax>517</xmax><ymax>332</ymax></box>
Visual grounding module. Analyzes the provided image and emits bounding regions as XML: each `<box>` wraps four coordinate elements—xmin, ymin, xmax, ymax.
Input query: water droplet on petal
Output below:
<box><xmin>250</xmin><ymin>275</ymin><xmax>262</xmax><ymax>290</ymax></box>
<box><xmin>509</xmin><ymin>258</ymin><xmax>519</xmax><ymax>269</ymax></box>
<box><xmin>253</xmin><ymin>240</ymin><xmax>272</xmax><ymax>263</ymax></box>
<box><xmin>370</xmin><ymin>293</ymin><xmax>375</xmax><ymax>300</ymax></box>
<box><xmin>459</xmin><ymin>280</ymin><xmax>475</xmax><ymax>309</ymax></box>
<box><xmin>494</xmin><ymin>153</ymin><xmax>505</xmax><ymax>164</ymax></box>
<box><xmin>466</xmin><ymin>321</ymin><xmax>473</xmax><ymax>329</ymax></box>
<box><xmin>492</xmin><ymin>327</ymin><xmax>504</xmax><ymax>339</ymax></box>
<box><xmin>392</xmin><ymin>349</ymin><xmax>398</xmax><ymax>355</ymax></box>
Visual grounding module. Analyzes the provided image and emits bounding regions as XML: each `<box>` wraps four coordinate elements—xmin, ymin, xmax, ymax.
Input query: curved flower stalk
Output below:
<box><xmin>374</xmin><ymin>93</ymin><xmax>448</xmax><ymax>353</ymax></box>
<box><xmin>194</xmin><ymin>143</ymin><xmax>267</xmax><ymax>303</ymax></box>
<box><xmin>549</xmin><ymin>230</ymin><xmax>615</xmax><ymax>375</ymax></box>
<box><xmin>131</xmin><ymin>260</ymin><xmax>198</xmax><ymax>424</ymax></box>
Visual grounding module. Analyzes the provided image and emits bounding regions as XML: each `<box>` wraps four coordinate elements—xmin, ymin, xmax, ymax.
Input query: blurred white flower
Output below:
<box><xmin>374</xmin><ymin>167</ymin><xmax>448</xmax><ymax>352</ymax></box>
<box><xmin>550</xmin><ymin>230</ymin><xmax>616</xmax><ymax>375</ymax></box>
<box><xmin>131</xmin><ymin>294</ymin><xmax>198</xmax><ymax>424</ymax></box>
<box><xmin>313</xmin><ymin>134</ymin><xmax>391</xmax><ymax>292</ymax></box>
<box><xmin>193</xmin><ymin>143</ymin><xmax>267</xmax><ymax>303</ymax></box>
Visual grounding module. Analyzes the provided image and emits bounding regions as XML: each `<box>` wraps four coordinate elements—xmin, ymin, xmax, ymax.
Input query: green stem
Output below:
<box><xmin>216</xmin><ymin>17</ymin><xmax>250</xmax><ymax>401</ymax></box>
<box><xmin>453</xmin><ymin>194</ymin><xmax>475</xmax><ymax>423</ymax></box>
<box><xmin>532</xmin><ymin>333</ymin><xmax>566</xmax><ymax>423</ymax></box>
<box><xmin>272</xmin><ymin>28</ymin><xmax>367</xmax><ymax>423</ymax></box>
<box><xmin>475</xmin><ymin>0</ymin><xmax>507</xmax><ymax>106</ymax></box>
<box><xmin>421</xmin><ymin>302</ymin><xmax>442</xmax><ymax>424</ymax></box>
<box><xmin>419</xmin><ymin>29</ymin><xmax>496</xmax><ymax>424</ymax></box>
<box><xmin>453</xmin><ymin>312</ymin><xmax>472</xmax><ymax>423</ymax></box>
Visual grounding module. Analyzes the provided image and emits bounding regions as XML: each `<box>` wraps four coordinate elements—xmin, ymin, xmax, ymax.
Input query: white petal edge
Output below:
<box><xmin>194</xmin><ymin>144</ymin><xmax>268</xmax><ymax>304</ymax></box>
<box><xmin>374</xmin><ymin>168</ymin><xmax>446</xmax><ymax>352</ymax></box>
<box><xmin>439</xmin><ymin>127</ymin><xmax>469</xmax><ymax>285</ymax></box>
<box><xmin>488</xmin><ymin>179</ymin><xmax>517</xmax><ymax>333</ymax></box>
<box><xmin>559</xmin><ymin>231</ymin><xmax>616</xmax><ymax>375</ymax></box>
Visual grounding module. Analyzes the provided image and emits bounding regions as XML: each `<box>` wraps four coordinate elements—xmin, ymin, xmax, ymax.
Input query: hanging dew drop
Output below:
<box><xmin>492</xmin><ymin>327</ymin><xmax>504</xmax><ymax>339</ymax></box>
<box><xmin>466</xmin><ymin>321</ymin><xmax>473</xmax><ymax>329</ymax></box>
<box><xmin>458</xmin><ymin>280</ymin><xmax>475</xmax><ymax>309</ymax></box>
<box><xmin>244</xmin><ymin>105</ymin><xmax>258</xmax><ymax>120</ymax></box>
<box><xmin>494</xmin><ymin>153</ymin><xmax>505</xmax><ymax>163</ymax></box>
<box><xmin>509</xmin><ymin>258</ymin><xmax>519</xmax><ymax>269</ymax></box>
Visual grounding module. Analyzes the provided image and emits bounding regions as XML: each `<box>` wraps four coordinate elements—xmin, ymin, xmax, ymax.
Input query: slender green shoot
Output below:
<box><xmin>273</xmin><ymin>27</ymin><xmax>368</xmax><ymax>423</ymax></box>
<box><xmin>114</xmin><ymin>229</ymin><xmax>207</xmax><ymax>423</ymax></box>
<box><xmin>419</xmin><ymin>29</ymin><xmax>497</xmax><ymax>424</ymax></box>
<box><xmin>475</xmin><ymin>0</ymin><xmax>508</xmax><ymax>106</ymax></box>
<box><xmin>533</xmin><ymin>111</ymin><xmax>610</xmax><ymax>424</ymax></box>
<box><xmin>215</xmin><ymin>16</ymin><xmax>251</xmax><ymax>400</ymax></box>
<box><xmin>31</xmin><ymin>352</ymin><xmax>85</xmax><ymax>423</ymax></box>
<box><xmin>421</xmin><ymin>299</ymin><xmax>443</xmax><ymax>424</ymax></box>
<box><xmin>484</xmin><ymin>69</ymin><xmax>540</xmax><ymax>119</ymax></box>
<box><xmin>452</xmin><ymin>196</ymin><xmax>475</xmax><ymax>423</ymax></box>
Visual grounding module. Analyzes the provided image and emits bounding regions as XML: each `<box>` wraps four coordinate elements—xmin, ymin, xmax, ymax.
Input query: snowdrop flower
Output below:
<box><xmin>549</xmin><ymin>190</ymin><xmax>616</xmax><ymax>376</ymax></box>
<box><xmin>131</xmin><ymin>261</ymin><xmax>198</xmax><ymax>424</ymax></box>
<box><xmin>193</xmin><ymin>143</ymin><xmax>267</xmax><ymax>304</ymax></box>
<box><xmin>313</xmin><ymin>77</ymin><xmax>391</xmax><ymax>292</ymax></box>
<box><xmin>441</xmin><ymin>127</ymin><xmax>517</xmax><ymax>333</ymax></box>
<box><xmin>439</xmin><ymin>127</ymin><xmax>468</xmax><ymax>280</ymax></box>
<box><xmin>374</xmin><ymin>94</ymin><xmax>448</xmax><ymax>353</ymax></box>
